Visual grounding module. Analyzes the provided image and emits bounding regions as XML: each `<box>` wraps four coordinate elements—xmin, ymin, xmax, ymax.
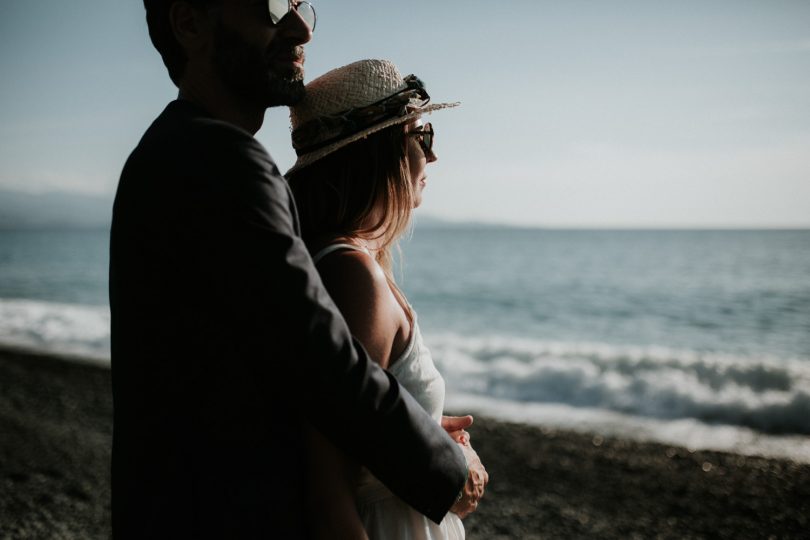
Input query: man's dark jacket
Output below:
<box><xmin>109</xmin><ymin>100</ymin><xmax>466</xmax><ymax>538</ymax></box>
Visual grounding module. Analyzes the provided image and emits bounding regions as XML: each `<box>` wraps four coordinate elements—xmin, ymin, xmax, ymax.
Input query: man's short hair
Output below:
<box><xmin>143</xmin><ymin>0</ymin><xmax>216</xmax><ymax>86</ymax></box>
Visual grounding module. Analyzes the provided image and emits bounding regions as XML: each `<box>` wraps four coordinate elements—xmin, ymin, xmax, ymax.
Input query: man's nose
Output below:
<box><xmin>277</xmin><ymin>6</ymin><xmax>313</xmax><ymax>45</ymax></box>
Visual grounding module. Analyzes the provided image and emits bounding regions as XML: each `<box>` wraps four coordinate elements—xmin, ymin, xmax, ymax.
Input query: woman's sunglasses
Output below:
<box><xmin>267</xmin><ymin>0</ymin><xmax>317</xmax><ymax>31</ymax></box>
<box><xmin>408</xmin><ymin>123</ymin><xmax>434</xmax><ymax>155</ymax></box>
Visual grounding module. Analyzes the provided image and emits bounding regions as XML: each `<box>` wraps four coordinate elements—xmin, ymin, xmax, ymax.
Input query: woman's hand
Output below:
<box><xmin>441</xmin><ymin>414</ymin><xmax>472</xmax><ymax>445</ymax></box>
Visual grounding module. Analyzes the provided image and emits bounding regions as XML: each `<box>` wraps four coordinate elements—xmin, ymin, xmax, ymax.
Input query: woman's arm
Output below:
<box><xmin>306</xmin><ymin>248</ymin><xmax>410</xmax><ymax>537</ymax></box>
<box><xmin>316</xmin><ymin>249</ymin><xmax>411</xmax><ymax>368</ymax></box>
<box><xmin>318</xmin><ymin>251</ymin><xmax>489</xmax><ymax>518</ymax></box>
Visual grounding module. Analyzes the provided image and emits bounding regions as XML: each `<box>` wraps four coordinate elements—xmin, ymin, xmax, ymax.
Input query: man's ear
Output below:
<box><xmin>169</xmin><ymin>1</ymin><xmax>214</xmax><ymax>57</ymax></box>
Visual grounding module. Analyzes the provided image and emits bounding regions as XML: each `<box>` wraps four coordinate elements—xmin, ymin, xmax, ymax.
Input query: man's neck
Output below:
<box><xmin>178</xmin><ymin>75</ymin><xmax>265</xmax><ymax>135</ymax></box>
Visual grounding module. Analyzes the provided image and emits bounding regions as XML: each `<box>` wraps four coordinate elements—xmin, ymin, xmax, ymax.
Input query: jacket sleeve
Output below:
<box><xmin>200</xmin><ymin>124</ymin><xmax>466</xmax><ymax>523</ymax></box>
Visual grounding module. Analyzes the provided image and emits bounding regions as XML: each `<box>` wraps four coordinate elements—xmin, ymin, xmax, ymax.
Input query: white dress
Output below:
<box><xmin>313</xmin><ymin>244</ymin><xmax>465</xmax><ymax>540</ymax></box>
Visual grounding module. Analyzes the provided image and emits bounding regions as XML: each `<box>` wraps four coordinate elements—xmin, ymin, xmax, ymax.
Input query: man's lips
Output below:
<box><xmin>273</xmin><ymin>54</ymin><xmax>304</xmax><ymax>68</ymax></box>
<box><xmin>270</xmin><ymin>46</ymin><xmax>305</xmax><ymax>68</ymax></box>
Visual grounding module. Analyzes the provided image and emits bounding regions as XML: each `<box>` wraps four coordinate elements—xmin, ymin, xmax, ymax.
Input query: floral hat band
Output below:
<box><xmin>286</xmin><ymin>59</ymin><xmax>459</xmax><ymax>176</ymax></box>
<box><xmin>291</xmin><ymin>75</ymin><xmax>429</xmax><ymax>156</ymax></box>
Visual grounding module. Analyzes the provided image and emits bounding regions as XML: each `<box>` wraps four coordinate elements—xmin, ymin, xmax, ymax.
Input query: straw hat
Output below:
<box><xmin>286</xmin><ymin>59</ymin><xmax>458</xmax><ymax>175</ymax></box>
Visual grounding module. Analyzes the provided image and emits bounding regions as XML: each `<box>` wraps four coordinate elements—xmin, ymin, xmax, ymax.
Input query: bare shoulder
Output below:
<box><xmin>315</xmin><ymin>248</ymin><xmax>406</xmax><ymax>368</ymax></box>
<box><xmin>316</xmin><ymin>249</ymin><xmax>388</xmax><ymax>300</ymax></box>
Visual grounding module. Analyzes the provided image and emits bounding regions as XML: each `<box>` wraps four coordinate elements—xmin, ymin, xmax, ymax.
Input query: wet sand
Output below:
<box><xmin>1</xmin><ymin>346</ymin><xmax>808</xmax><ymax>539</ymax></box>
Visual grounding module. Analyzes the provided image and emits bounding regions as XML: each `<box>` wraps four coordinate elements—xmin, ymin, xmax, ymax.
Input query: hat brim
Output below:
<box><xmin>285</xmin><ymin>102</ymin><xmax>459</xmax><ymax>176</ymax></box>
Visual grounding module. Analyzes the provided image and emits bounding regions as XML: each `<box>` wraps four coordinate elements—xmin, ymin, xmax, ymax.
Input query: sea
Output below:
<box><xmin>1</xmin><ymin>227</ymin><xmax>809</xmax><ymax>462</ymax></box>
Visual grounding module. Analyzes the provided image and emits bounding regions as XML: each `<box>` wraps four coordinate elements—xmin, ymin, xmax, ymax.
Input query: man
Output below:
<box><xmin>110</xmin><ymin>1</ymin><xmax>487</xmax><ymax>537</ymax></box>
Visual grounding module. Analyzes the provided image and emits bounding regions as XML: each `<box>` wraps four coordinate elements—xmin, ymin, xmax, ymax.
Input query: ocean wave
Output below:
<box><xmin>0</xmin><ymin>298</ymin><xmax>110</xmax><ymax>361</ymax></box>
<box><xmin>428</xmin><ymin>333</ymin><xmax>810</xmax><ymax>436</ymax></box>
<box><xmin>2</xmin><ymin>297</ymin><xmax>809</xmax><ymax>436</ymax></box>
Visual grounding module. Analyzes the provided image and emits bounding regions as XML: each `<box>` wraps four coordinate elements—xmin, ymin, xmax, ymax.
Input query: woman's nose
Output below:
<box><xmin>426</xmin><ymin>147</ymin><xmax>438</xmax><ymax>163</ymax></box>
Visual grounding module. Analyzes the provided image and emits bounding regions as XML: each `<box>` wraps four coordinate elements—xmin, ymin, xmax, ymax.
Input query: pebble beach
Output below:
<box><xmin>1</xmin><ymin>346</ymin><xmax>809</xmax><ymax>539</ymax></box>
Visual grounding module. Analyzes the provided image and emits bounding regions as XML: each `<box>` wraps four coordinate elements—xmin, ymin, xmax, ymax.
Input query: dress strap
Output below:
<box><xmin>311</xmin><ymin>243</ymin><xmax>369</xmax><ymax>265</ymax></box>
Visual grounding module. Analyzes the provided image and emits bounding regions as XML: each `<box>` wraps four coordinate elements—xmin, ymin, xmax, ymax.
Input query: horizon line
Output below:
<box><xmin>2</xmin><ymin>223</ymin><xmax>809</xmax><ymax>233</ymax></box>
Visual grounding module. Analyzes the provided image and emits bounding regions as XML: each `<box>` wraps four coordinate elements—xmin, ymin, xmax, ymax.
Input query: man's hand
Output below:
<box><xmin>442</xmin><ymin>415</ymin><xmax>488</xmax><ymax>519</ymax></box>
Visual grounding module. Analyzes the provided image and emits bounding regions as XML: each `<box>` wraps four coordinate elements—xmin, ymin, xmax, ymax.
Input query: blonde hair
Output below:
<box><xmin>287</xmin><ymin>123</ymin><xmax>415</xmax><ymax>277</ymax></box>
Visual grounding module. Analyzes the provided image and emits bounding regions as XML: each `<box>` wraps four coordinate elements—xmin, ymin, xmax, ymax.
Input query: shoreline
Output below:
<box><xmin>1</xmin><ymin>347</ymin><xmax>809</xmax><ymax>538</ymax></box>
<box><xmin>446</xmin><ymin>393</ymin><xmax>810</xmax><ymax>466</ymax></box>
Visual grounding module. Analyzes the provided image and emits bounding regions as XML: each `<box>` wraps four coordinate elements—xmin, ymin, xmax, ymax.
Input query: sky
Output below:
<box><xmin>1</xmin><ymin>0</ymin><xmax>809</xmax><ymax>228</ymax></box>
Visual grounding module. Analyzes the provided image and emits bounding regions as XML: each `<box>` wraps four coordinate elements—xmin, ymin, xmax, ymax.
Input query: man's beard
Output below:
<box><xmin>212</xmin><ymin>20</ymin><xmax>305</xmax><ymax>108</ymax></box>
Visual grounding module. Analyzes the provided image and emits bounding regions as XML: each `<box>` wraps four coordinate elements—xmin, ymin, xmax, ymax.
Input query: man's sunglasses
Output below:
<box><xmin>267</xmin><ymin>0</ymin><xmax>317</xmax><ymax>31</ymax></box>
<box><xmin>408</xmin><ymin>123</ymin><xmax>434</xmax><ymax>155</ymax></box>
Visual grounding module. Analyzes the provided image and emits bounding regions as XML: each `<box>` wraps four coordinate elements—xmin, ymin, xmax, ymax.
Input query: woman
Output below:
<box><xmin>287</xmin><ymin>59</ymin><xmax>471</xmax><ymax>539</ymax></box>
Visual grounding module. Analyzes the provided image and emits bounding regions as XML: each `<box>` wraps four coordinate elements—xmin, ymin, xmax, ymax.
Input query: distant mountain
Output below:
<box><xmin>412</xmin><ymin>214</ymin><xmax>453</xmax><ymax>227</ymax></box>
<box><xmin>413</xmin><ymin>214</ymin><xmax>516</xmax><ymax>230</ymax></box>
<box><xmin>0</xmin><ymin>189</ymin><xmax>113</xmax><ymax>230</ymax></box>
<box><xmin>0</xmin><ymin>190</ymin><xmax>515</xmax><ymax>231</ymax></box>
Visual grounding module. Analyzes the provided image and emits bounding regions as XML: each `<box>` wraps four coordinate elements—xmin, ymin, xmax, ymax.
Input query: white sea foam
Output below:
<box><xmin>0</xmin><ymin>298</ymin><xmax>110</xmax><ymax>364</ymax></box>
<box><xmin>445</xmin><ymin>393</ymin><xmax>810</xmax><ymax>463</ymax></box>
<box><xmin>2</xmin><ymin>296</ymin><xmax>809</xmax><ymax>457</ymax></box>
<box><xmin>427</xmin><ymin>333</ymin><xmax>810</xmax><ymax>437</ymax></box>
